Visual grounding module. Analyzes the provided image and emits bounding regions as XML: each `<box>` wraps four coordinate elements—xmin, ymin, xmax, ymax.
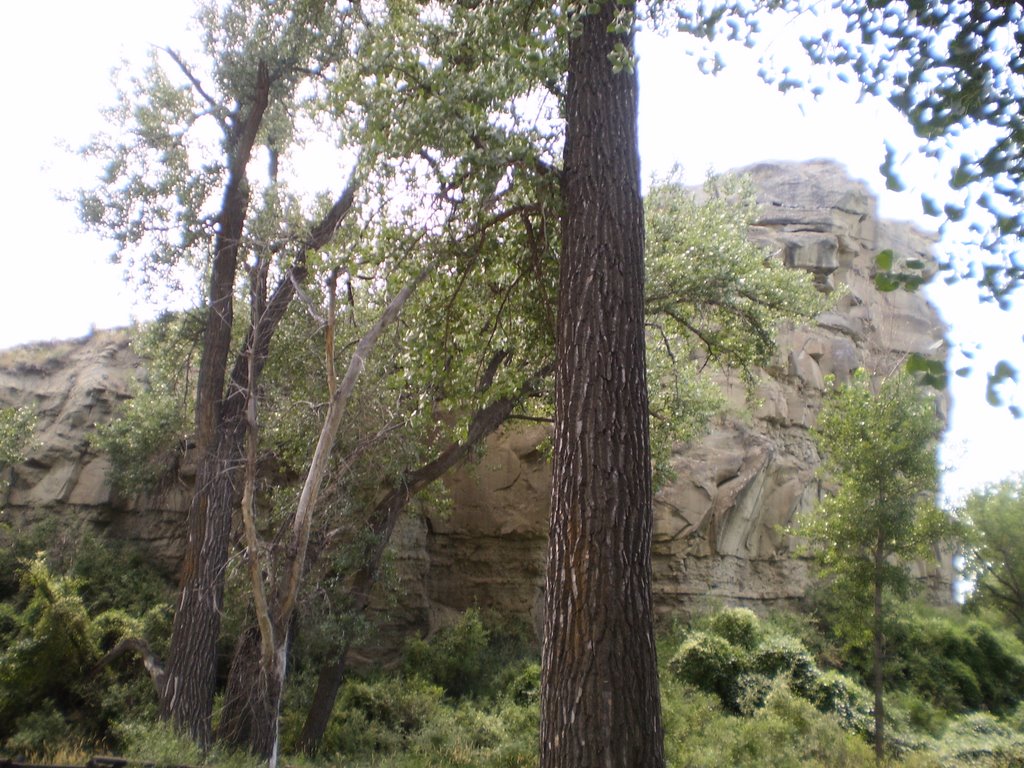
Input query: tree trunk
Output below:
<box><xmin>873</xmin><ymin>541</ymin><xmax>886</xmax><ymax>764</ymax></box>
<box><xmin>159</xmin><ymin>425</ymin><xmax>244</xmax><ymax>745</ymax></box>
<box><xmin>295</xmin><ymin>367</ymin><xmax>551</xmax><ymax>752</ymax></box>
<box><xmin>159</xmin><ymin>164</ymin><xmax>356</xmax><ymax>744</ymax></box>
<box><xmin>159</xmin><ymin>63</ymin><xmax>272</xmax><ymax>746</ymax></box>
<box><xmin>217</xmin><ymin>625</ymin><xmax>285</xmax><ymax>757</ymax></box>
<box><xmin>540</xmin><ymin>3</ymin><xmax>664</xmax><ymax>767</ymax></box>
<box><xmin>215</xmin><ymin>270</ymin><xmax>428</xmax><ymax>758</ymax></box>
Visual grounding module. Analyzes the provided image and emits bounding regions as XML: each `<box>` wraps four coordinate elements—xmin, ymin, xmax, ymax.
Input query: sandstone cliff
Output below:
<box><xmin>0</xmin><ymin>160</ymin><xmax>952</xmax><ymax>640</ymax></box>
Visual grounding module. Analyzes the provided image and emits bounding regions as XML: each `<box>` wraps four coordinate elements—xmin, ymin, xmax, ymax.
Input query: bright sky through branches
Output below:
<box><xmin>0</xmin><ymin>1</ymin><xmax>1021</xmax><ymax>501</ymax></box>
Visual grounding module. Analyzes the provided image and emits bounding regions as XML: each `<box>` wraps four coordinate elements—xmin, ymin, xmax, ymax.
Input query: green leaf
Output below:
<box><xmin>875</xmin><ymin>250</ymin><xmax>894</xmax><ymax>271</ymax></box>
<box><xmin>874</xmin><ymin>274</ymin><xmax>899</xmax><ymax>292</ymax></box>
<box><xmin>993</xmin><ymin>360</ymin><xmax>1019</xmax><ymax>383</ymax></box>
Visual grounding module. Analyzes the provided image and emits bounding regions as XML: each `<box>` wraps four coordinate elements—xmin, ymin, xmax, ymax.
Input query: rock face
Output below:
<box><xmin>0</xmin><ymin>333</ymin><xmax>188</xmax><ymax>574</ymax></box>
<box><xmin>0</xmin><ymin>160</ymin><xmax>953</xmax><ymax>639</ymax></box>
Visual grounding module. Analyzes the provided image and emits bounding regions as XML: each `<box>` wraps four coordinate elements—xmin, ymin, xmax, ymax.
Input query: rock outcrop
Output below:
<box><xmin>0</xmin><ymin>160</ymin><xmax>953</xmax><ymax>640</ymax></box>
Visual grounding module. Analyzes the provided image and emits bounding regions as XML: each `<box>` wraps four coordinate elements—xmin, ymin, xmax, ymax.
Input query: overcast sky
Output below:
<box><xmin>1</xmin><ymin>2</ymin><xmax>1021</xmax><ymax>500</ymax></box>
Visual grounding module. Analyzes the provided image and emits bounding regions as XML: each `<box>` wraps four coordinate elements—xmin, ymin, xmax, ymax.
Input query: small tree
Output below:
<box><xmin>962</xmin><ymin>475</ymin><xmax>1024</xmax><ymax>632</ymax></box>
<box><xmin>800</xmin><ymin>370</ymin><xmax>952</xmax><ymax>763</ymax></box>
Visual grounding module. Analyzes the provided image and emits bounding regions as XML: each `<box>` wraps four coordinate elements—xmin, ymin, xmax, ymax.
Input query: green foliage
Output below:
<box><xmin>0</xmin><ymin>405</ymin><xmax>35</xmax><ymax>469</ymax></box>
<box><xmin>884</xmin><ymin>610</ymin><xmax>1024</xmax><ymax>715</ymax></box>
<box><xmin>799</xmin><ymin>370</ymin><xmax>951</xmax><ymax>613</ymax></box>
<box><xmin>401</xmin><ymin>609</ymin><xmax>536</xmax><ymax>701</ymax></box>
<box><xmin>751</xmin><ymin>634</ymin><xmax>819</xmax><ymax>697</ymax></box>
<box><xmin>961</xmin><ymin>476</ymin><xmax>1024</xmax><ymax>632</ymax></box>
<box><xmin>3</xmin><ymin>699</ymin><xmax>73</xmax><ymax>757</ymax></box>
<box><xmin>643</xmin><ymin>173</ymin><xmax>831</xmax><ymax>483</ymax></box>
<box><xmin>115</xmin><ymin>718</ymin><xmax>206</xmax><ymax>766</ymax></box>
<box><xmin>92</xmin><ymin>382</ymin><xmax>187</xmax><ymax>496</ymax></box>
<box><xmin>0</xmin><ymin>531</ymin><xmax>173</xmax><ymax>751</ymax></box>
<box><xmin>669</xmin><ymin>630</ymin><xmax>750</xmax><ymax>711</ymax></box>
<box><xmin>645</xmin><ymin>173</ymin><xmax>830</xmax><ymax>379</ymax></box>
<box><xmin>927</xmin><ymin>712</ymin><xmax>1024</xmax><ymax>768</ymax></box>
<box><xmin>660</xmin><ymin>675</ymin><xmax>876</xmax><ymax>768</ymax></box>
<box><xmin>708</xmin><ymin>607</ymin><xmax>764</xmax><ymax>651</ymax></box>
<box><xmin>0</xmin><ymin>557</ymin><xmax>97</xmax><ymax>744</ymax></box>
<box><xmin>680</xmin><ymin>3</ymin><xmax>1024</xmax><ymax>307</ymax></box>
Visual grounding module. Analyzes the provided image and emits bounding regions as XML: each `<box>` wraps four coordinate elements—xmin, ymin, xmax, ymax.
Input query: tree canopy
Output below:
<box><xmin>962</xmin><ymin>475</ymin><xmax>1024</xmax><ymax>632</ymax></box>
<box><xmin>800</xmin><ymin>369</ymin><xmax>953</xmax><ymax>761</ymax></box>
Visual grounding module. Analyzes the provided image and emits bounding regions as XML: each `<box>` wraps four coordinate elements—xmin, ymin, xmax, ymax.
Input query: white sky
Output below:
<box><xmin>0</xmin><ymin>2</ymin><xmax>1021</xmax><ymax>501</ymax></box>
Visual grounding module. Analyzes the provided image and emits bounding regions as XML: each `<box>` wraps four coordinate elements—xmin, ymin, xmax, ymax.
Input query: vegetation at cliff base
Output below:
<box><xmin>4</xmin><ymin>555</ymin><xmax>1024</xmax><ymax>768</ymax></box>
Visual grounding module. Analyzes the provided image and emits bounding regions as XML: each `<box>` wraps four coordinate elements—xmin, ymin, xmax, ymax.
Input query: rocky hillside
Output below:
<box><xmin>0</xmin><ymin>160</ymin><xmax>953</xmax><ymax>641</ymax></box>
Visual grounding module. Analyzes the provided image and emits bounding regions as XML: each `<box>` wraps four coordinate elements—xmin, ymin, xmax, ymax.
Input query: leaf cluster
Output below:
<box><xmin>800</xmin><ymin>370</ymin><xmax>951</xmax><ymax>600</ymax></box>
<box><xmin>674</xmin><ymin>1</ymin><xmax>1024</xmax><ymax>306</ymax></box>
<box><xmin>0</xmin><ymin>406</ymin><xmax>36</xmax><ymax>470</ymax></box>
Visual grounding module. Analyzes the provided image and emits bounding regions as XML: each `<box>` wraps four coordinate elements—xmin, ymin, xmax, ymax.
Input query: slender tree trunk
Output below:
<box><xmin>159</xmin><ymin>64</ymin><xmax>272</xmax><ymax>745</ymax></box>
<box><xmin>216</xmin><ymin>270</ymin><xmax>428</xmax><ymax>759</ymax></box>
<box><xmin>160</xmin><ymin>165</ymin><xmax>356</xmax><ymax>744</ymax></box>
<box><xmin>540</xmin><ymin>3</ymin><xmax>664</xmax><ymax>766</ymax></box>
<box><xmin>873</xmin><ymin>540</ymin><xmax>886</xmax><ymax>764</ymax></box>
<box><xmin>296</xmin><ymin>366</ymin><xmax>552</xmax><ymax>752</ymax></box>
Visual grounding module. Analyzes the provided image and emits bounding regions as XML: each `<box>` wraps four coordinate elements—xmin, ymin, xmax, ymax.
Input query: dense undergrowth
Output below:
<box><xmin>3</xmin><ymin>530</ymin><xmax>1024</xmax><ymax>767</ymax></box>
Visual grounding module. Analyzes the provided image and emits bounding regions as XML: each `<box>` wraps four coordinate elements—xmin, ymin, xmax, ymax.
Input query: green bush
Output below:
<box><xmin>4</xmin><ymin>699</ymin><xmax>72</xmax><ymax>757</ymax></box>
<box><xmin>708</xmin><ymin>607</ymin><xmax>764</xmax><ymax>651</ymax></box>
<box><xmin>0</xmin><ymin>557</ymin><xmax>97</xmax><ymax>734</ymax></box>
<box><xmin>92</xmin><ymin>384</ymin><xmax>187</xmax><ymax>496</ymax></box>
<box><xmin>928</xmin><ymin>712</ymin><xmax>1024</xmax><ymax>767</ymax></box>
<box><xmin>885</xmin><ymin>610</ymin><xmax>1024</xmax><ymax>714</ymax></box>
<box><xmin>0</xmin><ymin>546</ymin><xmax>170</xmax><ymax>750</ymax></box>
<box><xmin>402</xmin><ymin>609</ymin><xmax>492</xmax><ymax>698</ymax></box>
<box><xmin>339</xmin><ymin>676</ymin><xmax>445</xmax><ymax>736</ymax></box>
<box><xmin>500</xmin><ymin>660</ymin><xmax>541</xmax><ymax>707</ymax></box>
<box><xmin>751</xmin><ymin>634</ymin><xmax>820</xmax><ymax>697</ymax></box>
<box><xmin>807</xmin><ymin>670</ymin><xmax>873</xmax><ymax>735</ymax></box>
<box><xmin>115</xmin><ymin>719</ymin><xmax>205</xmax><ymax>766</ymax></box>
<box><xmin>668</xmin><ymin>630</ymin><xmax>749</xmax><ymax>711</ymax></box>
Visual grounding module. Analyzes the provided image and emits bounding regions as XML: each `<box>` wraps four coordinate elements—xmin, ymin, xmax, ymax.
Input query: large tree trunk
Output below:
<box><xmin>540</xmin><ymin>3</ymin><xmax>664</xmax><ymax>767</ymax></box>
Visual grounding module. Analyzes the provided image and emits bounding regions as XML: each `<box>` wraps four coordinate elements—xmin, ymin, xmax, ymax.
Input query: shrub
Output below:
<box><xmin>402</xmin><ymin>609</ymin><xmax>491</xmax><ymax>698</ymax></box>
<box><xmin>92</xmin><ymin>383</ymin><xmax>187</xmax><ymax>496</ymax></box>
<box><xmin>115</xmin><ymin>719</ymin><xmax>204</xmax><ymax>766</ymax></box>
<box><xmin>929</xmin><ymin>712</ymin><xmax>1024</xmax><ymax>767</ymax></box>
<box><xmin>341</xmin><ymin>675</ymin><xmax>444</xmax><ymax>735</ymax></box>
<box><xmin>500</xmin><ymin>660</ymin><xmax>541</xmax><ymax>707</ymax></box>
<box><xmin>751</xmin><ymin>634</ymin><xmax>820</xmax><ymax>698</ymax></box>
<box><xmin>708</xmin><ymin>607</ymin><xmax>763</xmax><ymax>651</ymax></box>
<box><xmin>668</xmin><ymin>630</ymin><xmax>749</xmax><ymax>711</ymax></box>
<box><xmin>808</xmin><ymin>670</ymin><xmax>873</xmax><ymax>735</ymax></box>
<box><xmin>4</xmin><ymin>699</ymin><xmax>72</xmax><ymax>757</ymax></box>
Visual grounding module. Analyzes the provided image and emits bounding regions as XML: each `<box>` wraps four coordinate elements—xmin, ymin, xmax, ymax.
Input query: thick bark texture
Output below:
<box><xmin>540</xmin><ymin>3</ymin><xmax>665</xmax><ymax>767</ymax></box>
